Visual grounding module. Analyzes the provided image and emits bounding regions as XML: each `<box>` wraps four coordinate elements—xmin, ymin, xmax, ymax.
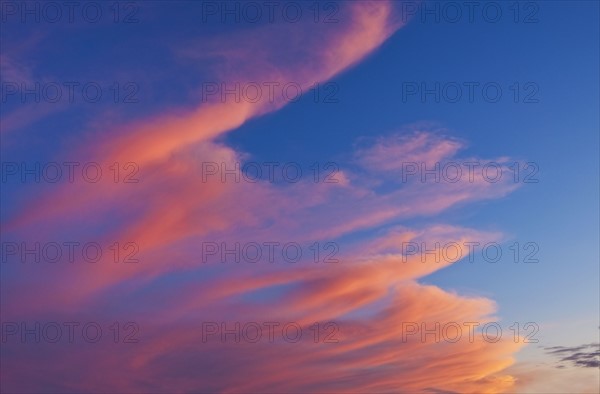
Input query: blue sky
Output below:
<box><xmin>225</xmin><ymin>0</ymin><xmax>600</xmax><ymax>346</ymax></box>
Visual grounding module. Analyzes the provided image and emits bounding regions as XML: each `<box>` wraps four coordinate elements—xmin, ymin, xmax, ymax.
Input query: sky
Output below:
<box><xmin>1</xmin><ymin>1</ymin><xmax>599</xmax><ymax>393</ymax></box>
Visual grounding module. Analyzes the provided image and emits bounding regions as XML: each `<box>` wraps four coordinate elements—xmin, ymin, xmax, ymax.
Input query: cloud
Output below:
<box><xmin>2</xmin><ymin>2</ymin><xmax>530</xmax><ymax>393</ymax></box>
<box><xmin>546</xmin><ymin>343</ymin><xmax>600</xmax><ymax>368</ymax></box>
<box><xmin>356</xmin><ymin>131</ymin><xmax>463</xmax><ymax>172</ymax></box>
<box><xmin>1</xmin><ymin>131</ymin><xmax>527</xmax><ymax>393</ymax></box>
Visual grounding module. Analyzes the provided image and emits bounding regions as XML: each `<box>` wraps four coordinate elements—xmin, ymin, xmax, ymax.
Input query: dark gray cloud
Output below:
<box><xmin>545</xmin><ymin>343</ymin><xmax>600</xmax><ymax>369</ymax></box>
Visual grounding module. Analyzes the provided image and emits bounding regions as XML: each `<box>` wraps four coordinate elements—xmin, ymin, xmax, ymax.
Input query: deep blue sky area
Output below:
<box><xmin>224</xmin><ymin>1</ymin><xmax>600</xmax><ymax>345</ymax></box>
